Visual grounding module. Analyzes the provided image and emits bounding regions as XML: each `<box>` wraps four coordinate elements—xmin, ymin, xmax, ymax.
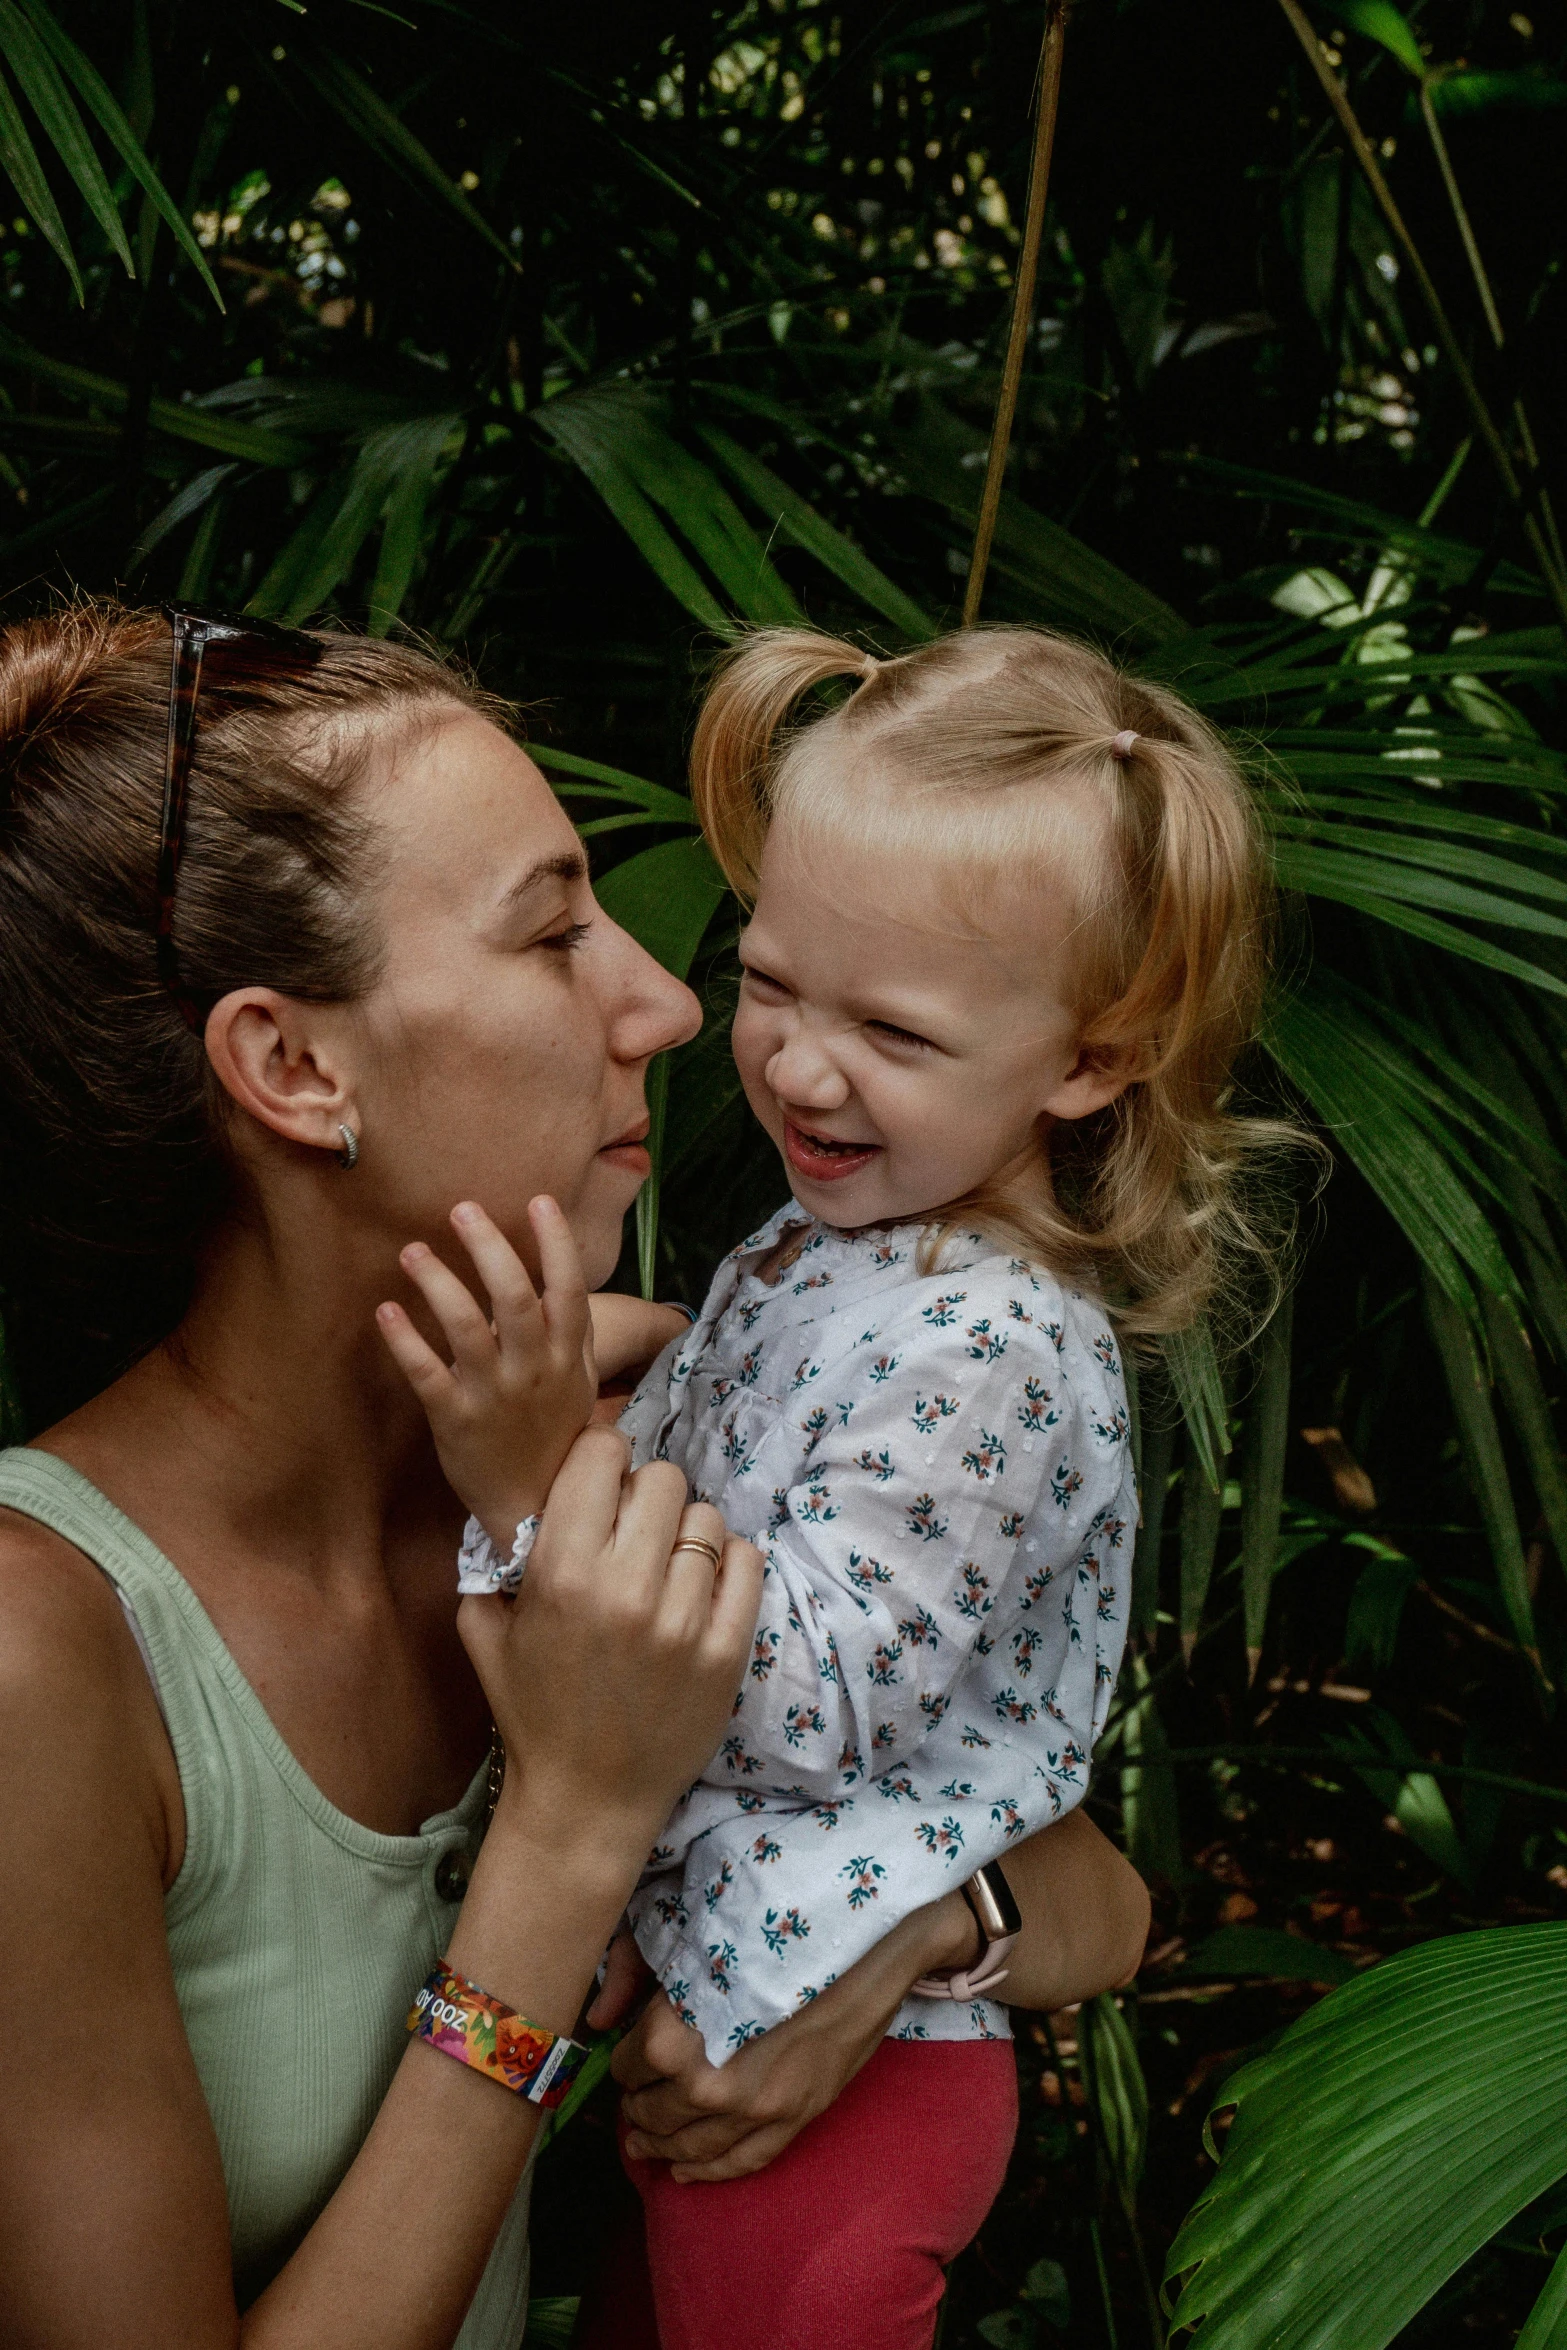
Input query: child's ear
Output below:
<box><xmin>1039</xmin><ymin>1034</ymin><xmax>1144</xmax><ymax>1124</ymax></box>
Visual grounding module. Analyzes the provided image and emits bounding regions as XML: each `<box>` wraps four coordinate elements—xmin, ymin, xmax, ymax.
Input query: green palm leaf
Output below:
<box><xmin>538</xmin><ymin>386</ymin><xmax>803</xmax><ymax>630</ymax></box>
<box><xmin>0</xmin><ymin>56</ymin><xmax>79</xmax><ymax>300</ymax></box>
<box><xmin>0</xmin><ymin>327</ymin><xmax>311</xmax><ymax>463</ymax></box>
<box><xmin>1169</xmin><ymin>452</ymin><xmax>1546</xmax><ymax>599</ymax></box>
<box><xmin>593</xmin><ymin>836</ymin><xmax>728</xmax><ymax>982</ymax></box>
<box><xmin>12</xmin><ymin>0</ymin><xmax>221</xmax><ymax>305</ymax></box>
<box><xmin>256</xmin><ymin>414</ymin><xmax>462</xmax><ymax>625</ymax></box>
<box><xmin>368</xmin><ymin>415</ymin><xmax>458</xmax><ymax>634</ymax></box>
<box><xmin>1164</xmin><ymin>1926</ymin><xmax>1567</xmax><ymax>2350</ymax></box>
<box><xmin>1264</xmin><ymin>979</ymin><xmax>1521</xmax><ymax>1313</ymax></box>
<box><xmin>1517</xmin><ymin>2247</ymin><xmax>1567</xmax><ymax>2350</ymax></box>
<box><xmin>535</xmin><ymin>394</ymin><xmax>732</xmax><ymax>633</ymax></box>
<box><xmin>1423</xmin><ymin>1276</ymin><xmax>1539</xmax><ymax>1653</ymax></box>
<box><xmin>1275</xmin><ymin>831</ymin><xmax>1567</xmax><ymax>919</ymax></box>
<box><xmin>291</xmin><ymin>43</ymin><xmax>519</xmax><ymax>273</ymax></box>
<box><xmin>1238</xmin><ymin>1295</ymin><xmax>1292</xmax><ymax>1673</ymax></box>
<box><xmin>0</xmin><ymin>0</ymin><xmax>129</xmax><ymax>277</ymax></box>
<box><xmin>693</xmin><ymin>421</ymin><xmax>938</xmax><ymax>642</ymax></box>
<box><xmin>1164</xmin><ymin>1321</ymin><xmax>1231</xmax><ymax>1490</ymax></box>
<box><xmin>531</xmin><ymin>745</ymin><xmax>700</xmax><ymax>833</ymax></box>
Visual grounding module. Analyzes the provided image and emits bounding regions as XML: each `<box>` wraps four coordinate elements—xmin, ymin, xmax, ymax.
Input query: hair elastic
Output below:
<box><xmin>1110</xmin><ymin>729</ymin><xmax>1139</xmax><ymax>759</ymax></box>
<box><xmin>456</xmin><ymin>1510</ymin><xmax>542</xmax><ymax>1596</ymax></box>
<box><xmin>856</xmin><ymin>651</ymin><xmax>880</xmax><ymax>682</ymax></box>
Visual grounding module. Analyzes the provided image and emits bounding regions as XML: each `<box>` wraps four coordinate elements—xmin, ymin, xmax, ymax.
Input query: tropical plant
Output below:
<box><xmin>2</xmin><ymin>4</ymin><xmax>1567</xmax><ymax>2344</ymax></box>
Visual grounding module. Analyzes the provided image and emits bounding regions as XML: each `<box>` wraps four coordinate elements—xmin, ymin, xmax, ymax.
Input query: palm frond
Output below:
<box><xmin>1164</xmin><ymin>1927</ymin><xmax>1567</xmax><ymax>2350</ymax></box>
<box><xmin>9</xmin><ymin>0</ymin><xmax>221</xmax><ymax>304</ymax></box>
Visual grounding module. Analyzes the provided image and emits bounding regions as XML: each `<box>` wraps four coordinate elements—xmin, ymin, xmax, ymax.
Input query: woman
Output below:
<box><xmin>0</xmin><ymin>603</ymin><xmax>1148</xmax><ymax>2350</ymax></box>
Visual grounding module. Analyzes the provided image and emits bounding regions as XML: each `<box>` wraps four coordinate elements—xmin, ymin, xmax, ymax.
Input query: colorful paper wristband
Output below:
<box><xmin>407</xmin><ymin>1961</ymin><xmax>589</xmax><ymax>2108</ymax></box>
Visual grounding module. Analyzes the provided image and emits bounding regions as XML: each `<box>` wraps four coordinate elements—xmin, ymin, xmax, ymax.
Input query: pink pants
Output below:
<box><xmin>574</xmin><ymin>2039</ymin><xmax>1018</xmax><ymax>2350</ymax></box>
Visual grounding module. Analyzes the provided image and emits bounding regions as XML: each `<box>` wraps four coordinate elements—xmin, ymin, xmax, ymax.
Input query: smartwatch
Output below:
<box><xmin>911</xmin><ymin>1859</ymin><xmax>1022</xmax><ymax>2000</ymax></box>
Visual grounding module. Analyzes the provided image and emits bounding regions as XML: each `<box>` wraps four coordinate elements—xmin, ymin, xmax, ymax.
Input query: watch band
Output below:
<box><xmin>911</xmin><ymin>1859</ymin><xmax>1022</xmax><ymax>2000</ymax></box>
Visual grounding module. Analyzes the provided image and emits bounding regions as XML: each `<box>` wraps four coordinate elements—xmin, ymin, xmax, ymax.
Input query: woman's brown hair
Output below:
<box><xmin>0</xmin><ymin>599</ymin><xmax>503</xmax><ymax>1420</ymax></box>
<box><xmin>692</xmin><ymin>623</ymin><xmax>1293</xmax><ymax>1337</ymax></box>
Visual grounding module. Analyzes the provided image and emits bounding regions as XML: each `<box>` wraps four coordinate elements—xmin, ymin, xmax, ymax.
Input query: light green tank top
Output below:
<box><xmin>0</xmin><ymin>1447</ymin><xmax>534</xmax><ymax>2342</ymax></box>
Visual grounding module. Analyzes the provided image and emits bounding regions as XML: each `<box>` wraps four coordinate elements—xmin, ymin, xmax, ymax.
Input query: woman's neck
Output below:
<box><xmin>43</xmin><ymin>1208</ymin><xmax>453</xmax><ymax>1589</ymax></box>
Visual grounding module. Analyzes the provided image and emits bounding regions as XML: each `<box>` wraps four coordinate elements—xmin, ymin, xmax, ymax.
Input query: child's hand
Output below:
<box><xmin>376</xmin><ymin>1196</ymin><xmax>594</xmax><ymax>1550</ymax></box>
<box><xmin>589</xmin><ymin>1293</ymin><xmax>694</xmax><ymax>1385</ymax></box>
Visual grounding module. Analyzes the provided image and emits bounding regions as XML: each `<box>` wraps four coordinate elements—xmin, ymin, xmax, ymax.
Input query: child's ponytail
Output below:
<box><xmin>690</xmin><ymin>628</ymin><xmax>886</xmax><ymax>898</ymax></box>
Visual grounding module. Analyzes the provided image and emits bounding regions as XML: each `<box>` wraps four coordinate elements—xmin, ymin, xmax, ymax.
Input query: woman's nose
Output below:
<box><xmin>766</xmin><ymin>1027</ymin><xmax>850</xmax><ymax>1110</ymax></box>
<box><xmin>603</xmin><ymin>920</ymin><xmax>703</xmax><ymax>1063</ymax></box>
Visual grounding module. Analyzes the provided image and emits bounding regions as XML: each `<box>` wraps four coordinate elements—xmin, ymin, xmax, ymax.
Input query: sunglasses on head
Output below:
<box><xmin>157</xmin><ymin>603</ymin><xmax>323</xmax><ymax>1032</ymax></box>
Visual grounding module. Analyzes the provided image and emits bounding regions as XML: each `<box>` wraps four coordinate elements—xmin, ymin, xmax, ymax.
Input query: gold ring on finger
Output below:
<box><xmin>670</xmin><ymin>1535</ymin><xmax>723</xmax><ymax>1569</ymax></box>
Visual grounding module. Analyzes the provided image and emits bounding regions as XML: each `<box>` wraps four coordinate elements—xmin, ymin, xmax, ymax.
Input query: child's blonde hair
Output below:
<box><xmin>691</xmin><ymin>623</ymin><xmax>1285</xmax><ymax>1336</ymax></box>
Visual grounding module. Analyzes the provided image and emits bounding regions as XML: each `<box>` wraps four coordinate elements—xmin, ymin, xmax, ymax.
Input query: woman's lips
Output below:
<box><xmin>783</xmin><ymin>1120</ymin><xmax>882</xmax><ymax>1184</ymax></box>
<box><xmin>599</xmin><ymin>1142</ymin><xmax>652</xmax><ymax>1177</ymax></box>
<box><xmin>599</xmin><ymin>1120</ymin><xmax>651</xmax><ymax>1179</ymax></box>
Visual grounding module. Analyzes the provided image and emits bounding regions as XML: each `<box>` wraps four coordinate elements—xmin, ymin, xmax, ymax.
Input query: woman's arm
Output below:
<box><xmin>613</xmin><ymin>1807</ymin><xmax>1148</xmax><ymax>2182</ymax></box>
<box><xmin>997</xmin><ymin>1805</ymin><xmax>1150</xmax><ymax>2008</ymax></box>
<box><xmin>0</xmin><ymin>1429</ymin><xmax>762</xmax><ymax>2350</ymax></box>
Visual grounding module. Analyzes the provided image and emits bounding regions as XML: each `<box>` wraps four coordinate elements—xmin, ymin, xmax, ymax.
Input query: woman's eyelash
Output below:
<box><xmin>542</xmin><ymin>921</ymin><xmax>592</xmax><ymax>953</ymax></box>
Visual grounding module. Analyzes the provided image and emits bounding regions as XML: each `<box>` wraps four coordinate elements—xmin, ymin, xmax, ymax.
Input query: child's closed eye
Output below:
<box><xmin>866</xmin><ymin>1019</ymin><xmax>933</xmax><ymax>1051</ymax></box>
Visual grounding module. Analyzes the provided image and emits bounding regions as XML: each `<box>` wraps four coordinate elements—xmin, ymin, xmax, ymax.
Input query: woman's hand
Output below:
<box><xmin>377</xmin><ymin>1194</ymin><xmax>595</xmax><ymax>1549</ymax></box>
<box><xmin>609</xmin><ymin>1810</ymin><xmax>1149</xmax><ymax>2183</ymax></box>
<box><xmin>612</xmin><ymin>1891</ymin><xmax>980</xmax><ymax>2182</ymax></box>
<box><xmin>458</xmin><ymin>1429</ymin><xmax>763</xmax><ymax>1871</ymax></box>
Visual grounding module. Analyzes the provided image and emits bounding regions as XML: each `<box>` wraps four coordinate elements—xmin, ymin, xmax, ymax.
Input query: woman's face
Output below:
<box><xmin>347</xmin><ymin>711</ymin><xmax>699</xmax><ymax>1290</ymax></box>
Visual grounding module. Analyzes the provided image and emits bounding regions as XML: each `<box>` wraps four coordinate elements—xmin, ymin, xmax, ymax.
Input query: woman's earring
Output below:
<box><xmin>336</xmin><ymin>1124</ymin><xmax>360</xmax><ymax>1170</ymax></box>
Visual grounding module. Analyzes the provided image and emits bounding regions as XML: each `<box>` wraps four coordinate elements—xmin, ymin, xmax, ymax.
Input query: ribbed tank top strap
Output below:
<box><xmin>0</xmin><ymin>1446</ymin><xmax>239</xmax><ymax>1868</ymax></box>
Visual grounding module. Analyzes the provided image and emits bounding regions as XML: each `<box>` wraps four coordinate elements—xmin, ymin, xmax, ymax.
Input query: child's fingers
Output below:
<box><xmin>530</xmin><ymin>1195</ymin><xmax>590</xmax><ymax>1355</ymax></box>
<box><xmin>375</xmin><ymin>1300</ymin><xmax>458</xmax><ymax>1409</ymax></box>
<box><xmin>397</xmin><ymin>1243</ymin><xmax>499</xmax><ymax>1378</ymax></box>
<box><xmin>448</xmin><ymin>1201</ymin><xmax>543</xmax><ymax>1355</ymax></box>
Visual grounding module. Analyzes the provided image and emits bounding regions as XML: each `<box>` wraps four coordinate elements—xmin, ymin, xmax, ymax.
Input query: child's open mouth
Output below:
<box><xmin>783</xmin><ymin>1121</ymin><xmax>883</xmax><ymax>1183</ymax></box>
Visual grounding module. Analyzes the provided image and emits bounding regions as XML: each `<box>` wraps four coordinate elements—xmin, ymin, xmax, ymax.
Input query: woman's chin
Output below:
<box><xmin>577</xmin><ymin>1207</ymin><xmax>636</xmax><ymax>1294</ymax></box>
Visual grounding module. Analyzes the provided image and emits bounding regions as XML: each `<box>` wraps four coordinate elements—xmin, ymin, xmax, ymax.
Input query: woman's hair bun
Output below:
<box><xmin>0</xmin><ymin>602</ymin><xmax>139</xmax><ymax>809</ymax></box>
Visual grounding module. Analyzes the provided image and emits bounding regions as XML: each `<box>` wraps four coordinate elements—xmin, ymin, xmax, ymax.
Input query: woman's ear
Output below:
<box><xmin>1040</xmin><ymin>1033</ymin><xmax>1144</xmax><ymax>1124</ymax></box>
<box><xmin>204</xmin><ymin>988</ymin><xmax>358</xmax><ymax>1162</ymax></box>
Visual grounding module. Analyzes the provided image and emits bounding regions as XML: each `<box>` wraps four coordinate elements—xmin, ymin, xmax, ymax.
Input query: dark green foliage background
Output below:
<box><xmin>4</xmin><ymin>4</ymin><xmax>1567</xmax><ymax>2345</ymax></box>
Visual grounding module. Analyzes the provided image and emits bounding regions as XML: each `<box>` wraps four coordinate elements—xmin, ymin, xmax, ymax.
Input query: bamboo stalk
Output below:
<box><xmin>1275</xmin><ymin>0</ymin><xmax>1567</xmax><ymax>637</ymax></box>
<box><xmin>1417</xmin><ymin>81</ymin><xmax>1566</xmax><ymax>577</ymax></box>
<box><xmin>962</xmin><ymin>0</ymin><xmax>1069</xmax><ymax>626</ymax></box>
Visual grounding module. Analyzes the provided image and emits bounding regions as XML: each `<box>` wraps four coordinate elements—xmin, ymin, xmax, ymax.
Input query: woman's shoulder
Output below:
<box><xmin>0</xmin><ymin>1500</ymin><xmax>179</xmax><ymax>1855</ymax></box>
<box><xmin>0</xmin><ymin>1497</ymin><xmax>119</xmax><ymax>1656</ymax></box>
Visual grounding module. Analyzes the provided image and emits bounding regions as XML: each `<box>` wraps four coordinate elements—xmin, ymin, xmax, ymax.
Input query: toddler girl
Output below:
<box><xmin>386</xmin><ymin>624</ymin><xmax>1271</xmax><ymax>2350</ymax></box>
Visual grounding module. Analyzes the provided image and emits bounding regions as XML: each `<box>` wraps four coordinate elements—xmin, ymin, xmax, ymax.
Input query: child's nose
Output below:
<box><xmin>766</xmin><ymin>1030</ymin><xmax>850</xmax><ymax>1111</ymax></box>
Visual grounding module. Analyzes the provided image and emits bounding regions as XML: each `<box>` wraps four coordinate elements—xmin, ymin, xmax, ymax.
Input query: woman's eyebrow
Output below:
<box><xmin>503</xmin><ymin>849</ymin><xmax>590</xmax><ymax>912</ymax></box>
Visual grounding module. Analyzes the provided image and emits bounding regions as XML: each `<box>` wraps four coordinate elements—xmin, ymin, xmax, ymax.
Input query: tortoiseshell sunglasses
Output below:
<box><xmin>157</xmin><ymin>604</ymin><xmax>322</xmax><ymax>1030</ymax></box>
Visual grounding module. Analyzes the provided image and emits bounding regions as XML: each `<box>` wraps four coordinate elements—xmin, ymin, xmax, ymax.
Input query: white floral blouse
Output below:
<box><xmin>618</xmin><ymin>1203</ymin><xmax>1135</xmax><ymax>2066</ymax></box>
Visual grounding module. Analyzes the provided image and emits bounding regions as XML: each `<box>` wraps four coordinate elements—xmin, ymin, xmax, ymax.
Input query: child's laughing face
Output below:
<box><xmin>730</xmin><ymin>827</ymin><xmax>1137</xmax><ymax>1234</ymax></box>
